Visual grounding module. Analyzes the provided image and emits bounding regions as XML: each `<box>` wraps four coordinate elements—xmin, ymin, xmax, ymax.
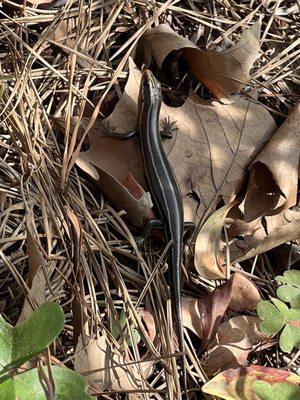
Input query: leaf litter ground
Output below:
<box><xmin>0</xmin><ymin>1</ymin><xmax>299</xmax><ymax>399</ymax></box>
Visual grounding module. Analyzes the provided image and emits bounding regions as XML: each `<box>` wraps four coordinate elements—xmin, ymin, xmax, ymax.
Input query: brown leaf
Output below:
<box><xmin>195</xmin><ymin>201</ymin><xmax>238</xmax><ymax>279</ymax></box>
<box><xmin>51</xmin><ymin>18</ymin><xmax>76</xmax><ymax>43</ymax></box>
<box><xmin>89</xmin><ymin>165</ymin><xmax>154</xmax><ymax>229</ymax></box>
<box><xmin>138</xmin><ymin>310</ymin><xmax>156</xmax><ymax>343</ymax></box>
<box><xmin>70</xmin><ymin>58</ymin><xmax>275</xmax><ymax>228</ymax></box>
<box><xmin>226</xmin><ymin>205</ymin><xmax>263</xmax><ymax>239</ymax></box>
<box><xmin>74</xmin><ymin>333</ymin><xmax>153</xmax><ymax>390</ymax></box>
<box><xmin>52</xmin><ymin>114</ymin><xmax>155</xmax><ymax>228</ymax></box>
<box><xmin>199</xmin><ymin>279</ymin><xmax>233</xmax><ymax>351</ymax></box>
<box><xmin>182</xmin><ymin>279</ymin><xmax>233</xmax><ymax>349</ymax></box>
<box><xmin>143</xmin><ymin>21</ymin><xmax>261</xmax><ymax>101</ymax></box>
<box><xmin>203</xmin><ymin>316</ymin><xmax>272</xmax><ymax>375</ymax></box>
<box><xmin>229</xmin><ymin>272</ymin><xmax>261</xmax><ymax>312</ymax></box>
<box><xmin>182</xmin><ymin>296</ymin><xmax>203</xmax><ymax>338</ymax></box>
<box><xmin>243</xmin><ymin>103</ymin><xmax>300</xmax><ymax>222</ymax></box>
<box><xmin>230</xmin><ymin>209</ymin><xmax>300</xmax><ymax>262</ymax></box>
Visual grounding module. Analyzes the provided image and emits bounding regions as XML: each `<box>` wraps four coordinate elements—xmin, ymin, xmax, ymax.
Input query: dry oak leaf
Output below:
<box><xmin>230</xmin><ymin>209</ymin><xmax>300</xmax><ymax>262</ymax></box>
<box><xmin>74</xmin><ymin>333</ymin><xmax>152</xmax><ymax>391</ymax></box>
<box><xmin>202</xmin><ymin>316</ymin><xmax>272</xmax><ymax>376</ymax></box>
<box><xmin>143</xmin><ymin>21</ymin><xmax>261</xmax><ymax>102</ymax></box>
<box><xmin>76</xmin><ymin>58</ymin><xmax>275</xmax><ymax>227</ymax></box>
<box><xmin>229</xmin><ymin>272</ymin><xmax>261</xmax><ymax>312</ymax></box>
<box><xmin>243</xmin><ymin>102</ymin><xmax>300</xmax><ymax>222</ymax></box>
<box><xmin>53</xmin><ymin>116</ymin><xmax>154</xmax><ymax>229</ymax></box>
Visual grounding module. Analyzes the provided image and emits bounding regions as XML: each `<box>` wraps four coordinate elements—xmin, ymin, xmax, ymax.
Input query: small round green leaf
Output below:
<box><xmin>271</xmin><ymin>298</ymin><xmax>290</xmax><ymax>320</ymax></box>
<box><xmin>12</xmin><ymin>303</ymin><xmax>65</xmax><ymax>368</ymax></box>
<box><xmin>279</xmin><ymin>325</ymin><xmax>294</xmax><ymax>353</ymax></box>
<box><xmin>277</xmin><ymin>285</ymin><xmax>300</xmax><ymax>305</ymax></box>
<box><xmin>289</xmin><ymin>325</ymin><xmax>300</xmax><ymax>349</ymax></box>
<box><xmin>0</xmin><ymin>302</ymin><xmax>65</xmax><ymax>377</ymax></box>
<box><xmin>257</xmin><ymin>301</ymin><xmax>285</xmax><ymax>334</ymax></box>
<box><xmin>0</xmin><ymin>366</ymin><xmax>93</xmax><ymax>400</ymax></box>
<box><xmin>287</xmin><ymin>308</ymin><xmax>300</xmax><ymax>322</ymax></box>
<box><xmin>291</xmin><ymin>294</ymin><xmax>300</xmax><ymax>309</ymax></box>
<box><xmin>275</xmin><ymin>270</ymin><xmax>300</xmax><ymax>288</ymax></box>
<box><xmin>253</xmin><ymin>381</ymin><xmax>300</xmax><ymax>400</ymax></box>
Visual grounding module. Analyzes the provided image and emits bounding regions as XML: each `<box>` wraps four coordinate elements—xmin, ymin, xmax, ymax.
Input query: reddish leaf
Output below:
<box><xmin>182</xmin><ymin>279</ymin><xmax>233</xmax><ymax>349</ymax></box>
<box><xmin>199</xmin><ymin>279</ymin><xmax>233</xmax><ymax>350</ymax></box>
<box><xmin>202</xmin><ymin>365</ymin><xmax>300</xmax><ymax>400</ymax></box>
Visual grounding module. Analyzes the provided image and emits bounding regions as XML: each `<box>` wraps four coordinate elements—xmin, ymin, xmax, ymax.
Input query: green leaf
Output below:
<box><xmin>252</xmin><ymin>381</ymin><xmax>274</xmax><ymax>400</ymax></box>
<box><xmin>287</xmin><ymin>308</ymin><xmax>300</xmax><ymax>322</ymax></box>
<box><xmin>291</xmin><ymin>294</ymin><xmax>300</xmax><ymax>309</ymax></box>
<box><xmin>279</xmin><ymin>325</ymin><xmax>294</xmax><ymax>353</ymax></box>
<box><xmin>0</xmin><ymin>366</ymin><xmax>93</xmax><ymax>400</ymax></box>
<box><xmin>110</xmin><ymin>310</ymin><xmax>140</xmax><ymax>347</ymax></box>
<box><xmin>275</xmin><ymin>270</ymin><xmax>300</xmax><ymax>288</ymax></box>
<box><xmin>271</xmin><ymin>298</ymin><xmax>290</xmax><ymax>320</ymax></box>
<box><xmin>253</xmin><ymin>381</ymin><xmax>300</xmax><ymax>400</ymax></box>
<box><xmin>279</xmin><ymin>323</ymin><xmax>300</xmax><ymax>353</ymax></box>
<box><xmin>289</xmin><ymin>325</ymin><xmax>300</xmax><ymax>349</ymax></box>
<box><xmin>277</xmin><ymin>285</ymin><xmax>300</xmax><ymax>305</ymax></box>
<box><xmin>0</xmin><ymin>303</ymin><xmax>65</xmax><ymax>378</ymax></box>
<box><xmin>257</xmin><ymin>301</ymin><xmax>285</xmax><ymax>334</ymax></box>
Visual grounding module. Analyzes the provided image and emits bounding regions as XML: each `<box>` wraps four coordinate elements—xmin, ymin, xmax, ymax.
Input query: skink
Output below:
<box><xmin>138</xmin><ymin>70</ymin><xmax>186</xmax><ymax>396</ymax></box>
<box><xmin>107</xmin><ymin>69</ymin><xmax>187</xmax><ymax>396</ymax></box>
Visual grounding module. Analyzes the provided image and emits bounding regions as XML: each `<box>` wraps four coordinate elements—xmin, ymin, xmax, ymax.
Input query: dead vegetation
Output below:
<box><xmin>0</xmin><ymin>0</ymin><xmax>299</xmax><ymax>399</ymax></box>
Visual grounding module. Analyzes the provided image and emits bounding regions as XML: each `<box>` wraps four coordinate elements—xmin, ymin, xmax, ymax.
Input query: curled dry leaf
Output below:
<box><xmin>18</xmin><ymin>228</ymin><xmax>47</xmax><ymax>323</ymax></box>
<box><xmin>229</xmin><ymin>272</ymin><xmax>261</xmax><ymax>312</ymax></box>
<box><xmin>202</xmin><ymin>365</ymin><xmax>300</xmax><ymax>400</ymax></box>
<box><xmin>182</xmin><ymin>278</ymin><xmax>232</xmax><ymax>349</ymax></box>
<box><xmin>65</xmin><ymin>58</ymin><xmax>275</xmax><ymax>228</ymax></box>
<box><xmin>202</xmin><ymin>316</ymin><xmax>272</xmax><ymax>376</ymax></box>
<box><xmin>182</xmin><ymin>296</ymin><xmax>203</xmax><ymax>338</ymax></box>
<box><xmin>199</xmin><ymin>279</ymin><xmax>233</xmax><ymax>351</ymax></box>
<box><xmin>143</xmin><ymin>21</ymin><xmax>261</xmax><ymax>102</ymax></box>
<box><xmin>230</xmin><ymin>209</ymin><xmax>300</xmax><ymax>262</ymax></box>
<box><xmin>74</xmin><ymin>333</ymin><xmax>153</xmax><ymax>391</ymax></box>
<box><xmin>195</xmin><ymin>201</ymin><xmax>238</xmax><ymax>279</ymax></box>
<box><xmin>226</xmin><ymin>205</ymin><xmax>263</xmax><ymax>239</ymax></box>
<box><xmin>243</xmin><ymin>103</ymin><xmax>300</xmax><ymax>222</ymax></box>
